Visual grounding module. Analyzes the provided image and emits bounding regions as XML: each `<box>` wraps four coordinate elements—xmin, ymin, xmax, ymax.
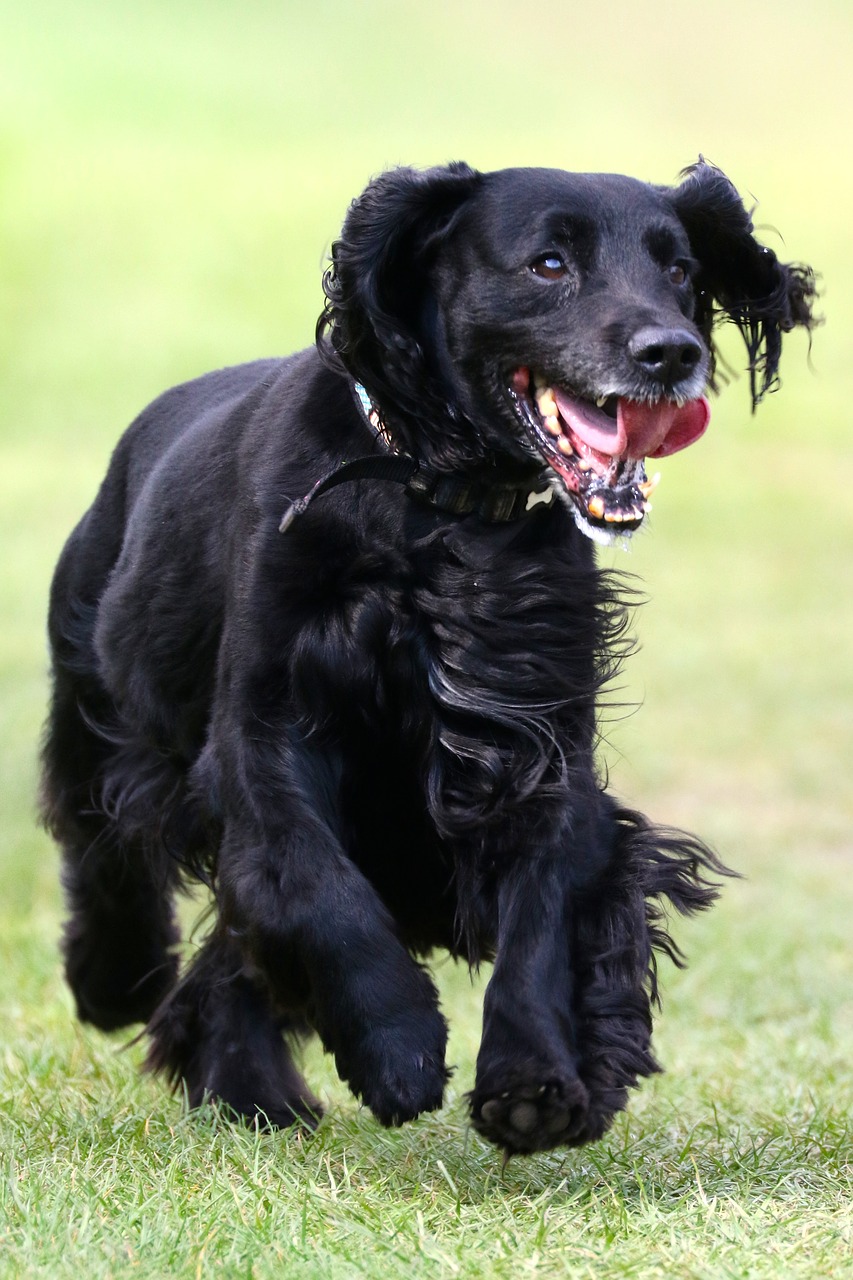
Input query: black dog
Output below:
<box><xmin>41</xmin><ymin>160</ymin><xmax>815</xmax><ymax>1154</ymax></box>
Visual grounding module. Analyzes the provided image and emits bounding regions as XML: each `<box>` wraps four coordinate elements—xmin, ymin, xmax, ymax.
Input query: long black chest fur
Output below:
<box><xmin>275</xmin><ymin>496</ymin><xmax>634</xmax><ymax>954</ymax></box>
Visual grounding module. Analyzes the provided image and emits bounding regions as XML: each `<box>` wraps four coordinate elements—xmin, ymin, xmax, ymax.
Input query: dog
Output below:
<box><xmin>41</xmin><ymin>159</ymin><xmax>815</xmax><ymax>1155</ymax></box>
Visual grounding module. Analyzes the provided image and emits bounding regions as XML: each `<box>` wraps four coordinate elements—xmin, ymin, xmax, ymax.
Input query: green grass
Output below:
<box><xmin>2</xmin><ymin>0</ymin><xmax>852</xmax><ymax>1275</ymax></box>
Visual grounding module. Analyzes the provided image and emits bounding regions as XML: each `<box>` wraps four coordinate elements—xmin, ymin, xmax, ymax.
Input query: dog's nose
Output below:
<box><xmin>629</xmin><ymin>327</ymin><xmax>704</xmax><ymax>386</ymax></box>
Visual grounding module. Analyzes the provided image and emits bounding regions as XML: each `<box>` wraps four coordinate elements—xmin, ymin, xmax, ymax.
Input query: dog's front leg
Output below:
<box><xmin>469</xmin><ymin>848</ymin><xmax>592</xmax><ymax>1155</ymax></box>
<box><xmin>215</xmin><ymin>744</ymin><xmax>449</xmax><ymax>1128</ymax></box>
<box><xmin>469</xmin><ymin>799</ymin><xmax>721</xmax><ymax>1155</ymax></box>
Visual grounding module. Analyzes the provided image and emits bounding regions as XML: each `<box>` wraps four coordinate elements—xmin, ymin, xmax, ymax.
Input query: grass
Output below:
<box><xmin>3</xmin><ymin>912</ymin><xmax>853</xmax><ymax>1277</ymax></box>
<box><xmin>2</xmin><ymin>0</ymin><xmax>852</xmax><ymax>1275</ymax></box>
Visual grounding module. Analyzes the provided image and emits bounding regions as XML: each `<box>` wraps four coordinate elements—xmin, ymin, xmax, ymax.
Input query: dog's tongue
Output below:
<box><xmin>552</xmin><ymin>389</ymin><xmax>627</xmax><ymax>456</ymax></box>
<box><xmin>553</xmin><ymin>389</ymin><xmax>710</xmax><ymax>460</ymax></box>
<box><xmin>619</xmin><ymin>396</ymin><xmax>711</xmax><ymax>459</ymax></box>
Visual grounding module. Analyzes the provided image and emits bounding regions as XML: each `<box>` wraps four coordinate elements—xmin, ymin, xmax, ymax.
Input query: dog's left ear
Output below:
<box><xmin>668</xmin><ymin>160</ymin><xmax>817</xmax><ymax>406</ymax></box>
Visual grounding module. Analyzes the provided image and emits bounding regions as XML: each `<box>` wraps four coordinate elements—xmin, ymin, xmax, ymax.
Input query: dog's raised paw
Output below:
<box><xmin>471</xmin><ymin>1077</ymin><xmax>591</xmax><ymax>1154</ymax></box>
<box><xmin>336</xmin><ymin>1017</ymin><xmax>450</xmax><ymax>1127</ymax></box>
<box><xmin>351</xmin><ymin>1051</ymin><xmax>449</xmax><ymax>1127</ymax></box>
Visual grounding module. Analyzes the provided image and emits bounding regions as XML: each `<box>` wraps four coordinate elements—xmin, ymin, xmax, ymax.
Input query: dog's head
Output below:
<box><xmin>318</xmin><ymin>160</ymin><xmax>816</xmax><ymax>542</ymax></box>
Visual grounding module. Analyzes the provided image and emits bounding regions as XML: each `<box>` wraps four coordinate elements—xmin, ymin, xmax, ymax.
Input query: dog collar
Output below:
<box><xmin>278</xmin><ymin>380</ymin><xmax>554</xmax><ymax>533</ymax></box>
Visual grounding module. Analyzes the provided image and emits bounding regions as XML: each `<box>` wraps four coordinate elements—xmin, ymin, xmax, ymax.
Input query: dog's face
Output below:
<box><xmin>430</xmin><ymin>170</ymin><xmax>712</xmax><ymax>538</ymax></box>
<box><xmin>320</xmin><ymin>161</ymin><xmax>815</xmax><ymax>542</ymax></box>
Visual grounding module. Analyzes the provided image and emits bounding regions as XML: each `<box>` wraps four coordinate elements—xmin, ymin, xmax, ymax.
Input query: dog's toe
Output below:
<box><xmin>337</xmin><ymin>1016</ymin><xmax>449</xmax><ymax>1126</ymax></box>
<box><xmin>367</xmin><ymin>1059</ymin><xmax>448</xmax><ymax>1127</ymax></box>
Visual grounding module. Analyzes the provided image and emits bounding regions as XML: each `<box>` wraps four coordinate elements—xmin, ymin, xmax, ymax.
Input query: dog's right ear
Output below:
<box><xmin>317</xmin><ymin>163</ymin><xmax>481</xmax><ymax>435</ymax></box>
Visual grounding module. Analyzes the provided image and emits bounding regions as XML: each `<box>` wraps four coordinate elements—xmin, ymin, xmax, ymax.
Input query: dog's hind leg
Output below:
<box><xmin>145</xmin><ymin>930</ymin><xmax>322</xmax><ymax>1130</ymax></box>
<box><xmin>41</xmin><ymin>637</ymin><xmax>181</xmax><ymax>1031</ymax></box>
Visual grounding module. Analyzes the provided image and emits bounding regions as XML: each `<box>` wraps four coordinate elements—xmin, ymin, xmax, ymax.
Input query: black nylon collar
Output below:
<box><xmin>278</xmin><ymin>380</ymin><xmax>554</xmax><ymax>533</ymax></box>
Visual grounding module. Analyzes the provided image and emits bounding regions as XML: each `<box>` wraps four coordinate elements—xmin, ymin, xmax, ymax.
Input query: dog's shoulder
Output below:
<box><xmin>117</xmin><ymin>356</ymin><xmax>294</xmax><ymax>479</ymax></box>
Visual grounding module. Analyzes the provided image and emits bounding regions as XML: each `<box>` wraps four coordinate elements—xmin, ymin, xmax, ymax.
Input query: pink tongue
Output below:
<box><xmin>553</xmin><ymin>389</ymin><xmax>626</xmax><ymax>456</ymax></box>
<box><xmin>619</xmin><ymin>396</ymin><xmax>710</xmax><ymax>459</ymax></box>
<box><xmin>553</xmin><ymin>389</ymin><xmax>710</xmax><ymax>460</ymax></box>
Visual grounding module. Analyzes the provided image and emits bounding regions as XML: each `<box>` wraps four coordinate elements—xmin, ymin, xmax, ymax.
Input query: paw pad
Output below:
<box><xmin>472</xmin><ymin>1078</ymin><xmax>590</xmax><ymax>1154</ymax></box>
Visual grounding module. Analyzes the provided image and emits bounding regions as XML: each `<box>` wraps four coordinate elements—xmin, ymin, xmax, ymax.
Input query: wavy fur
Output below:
<box><xmin>41</xmin><ymin>161</ymin><xmax>811</xmax><ymax>1155</ymax></box>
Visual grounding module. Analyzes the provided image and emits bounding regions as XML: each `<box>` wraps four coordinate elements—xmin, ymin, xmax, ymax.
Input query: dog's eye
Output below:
<box><xmin>530</xmin><ymin>255</ymin><xmax>567</xmax><ymax>281</ymax></box>
<box><xmin>668</xmin><ymin>263</ymin><xmax>689</xmax><ymax>286</ymax></box>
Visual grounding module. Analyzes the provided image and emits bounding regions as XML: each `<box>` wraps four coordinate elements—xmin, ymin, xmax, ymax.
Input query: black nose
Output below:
<box><xmin>629</xmin><ymin>326</ymin><xmax>704</xmax><ymax>386</ymax></box>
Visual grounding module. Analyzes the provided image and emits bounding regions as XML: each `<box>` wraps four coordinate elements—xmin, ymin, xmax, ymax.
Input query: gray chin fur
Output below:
<box><xmin>546</xmin><ymin>478</ymin><xmax>643</xmax><ymax>548</ymax></box>
<box><xmin>571</xmin><ymin>507</ymin><xmax>635</xmax><ymax>548</ymax></box>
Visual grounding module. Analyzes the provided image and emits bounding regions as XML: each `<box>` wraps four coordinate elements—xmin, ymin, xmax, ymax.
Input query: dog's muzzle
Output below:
<box><xmin>508</xmin><ymin>366</ymin><xmax>710</xmax><ymax>542</ymax></box>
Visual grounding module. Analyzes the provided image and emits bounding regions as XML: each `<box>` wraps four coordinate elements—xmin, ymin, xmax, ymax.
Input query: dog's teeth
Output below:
<box><xmin>595</xmin><ymin>395</ymin><xmax>608</xmax><ymax>408</ymax></box>
<box><xmin>544</xmin><ymin>414</ymin><xmax>562</xmax><ymax>436</ymax></box>
<box><xmin>642</xmin><ymin>500</ymin><xmax>652</xmax><ymax>513</ymax></box>
<box><xmin>588</xmin><ymin>496</ymin><xmax>605</xmax><ymax>518</ymax></box>
<box><xmin>604</xmin><ymin>510</ymin><xmax>621</xmax><ymax>523</ymax></box>
<box><xmin>638</xmin><ymin>472</ymin><xmax>661</xmax><ymax>499</ymax></box>
<box><xmin>533</xmin><ymin>371</ymin><xmax>547</xmax><ymax>390</ymax></box>
<box><xmin>578</xmin><ymin>459</ymin><xmax>593</xmax><ymax>471</ymax></box>
<box><xmin>557</xmin><ymin>436</ymin><xmax>574</xmax><ymax>455</ymax></box>
<box><xmin>536</xmin><ymin>389</ymin><xmax>558</xmax><ymax>417</ymax></box>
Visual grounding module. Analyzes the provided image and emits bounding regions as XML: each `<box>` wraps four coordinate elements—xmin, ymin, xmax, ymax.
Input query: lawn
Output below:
<box><xmin>2</xmin><ymin>0</ymin><xmax>852</xmax><ymax>1275</ymax></box>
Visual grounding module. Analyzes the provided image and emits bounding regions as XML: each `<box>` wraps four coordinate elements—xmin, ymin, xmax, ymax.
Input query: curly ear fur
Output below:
<box><xmin>669</xmin><ymin>159</ymin><xmax>818</xmax><ymax>406</ymax></box>
<box><xmin>316</xmin><ymin>162</ymin><xmax>482</xmax><ymax>461</ymax></box>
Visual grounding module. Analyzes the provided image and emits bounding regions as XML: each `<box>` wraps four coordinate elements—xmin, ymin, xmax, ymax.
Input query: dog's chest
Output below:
<box><xmin>301</xmin><ymin>521</ymin><xmax>605</xmax><ymax>850</ymax></box>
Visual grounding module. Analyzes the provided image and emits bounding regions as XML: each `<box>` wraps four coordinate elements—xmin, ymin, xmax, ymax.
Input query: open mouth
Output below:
<box><xmin>507</xmin><ymin>367</ymin><xmax>710</xmax><ymax>539</ymax></box>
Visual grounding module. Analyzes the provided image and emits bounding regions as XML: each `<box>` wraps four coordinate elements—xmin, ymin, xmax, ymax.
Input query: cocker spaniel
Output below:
<box><xmin>41</xmin><ymin>159</ymin><xmax>815</xmax><ymax>1153</ymax></box>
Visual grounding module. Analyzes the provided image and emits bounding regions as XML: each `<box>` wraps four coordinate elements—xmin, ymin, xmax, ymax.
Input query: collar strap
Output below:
<box><xmin>278</xmin><ymin>381</ymin><xmax>554</xmax><ymax>533</ymax></box>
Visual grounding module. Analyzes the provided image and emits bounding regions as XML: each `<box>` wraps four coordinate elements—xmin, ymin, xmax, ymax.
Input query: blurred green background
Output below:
<box><xmin>4</xmin><ymin>0</ymin><xmax>850</xmax><ymax>904</ymax></box>
<box><xmin>1</xmin><ymin>0</ymin><xmax>851</xmax><ymax>1273</ymax></box>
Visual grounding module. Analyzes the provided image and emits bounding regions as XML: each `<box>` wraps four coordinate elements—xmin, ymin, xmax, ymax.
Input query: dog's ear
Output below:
<box><xmin>317</xmin><ymin>162</ymin><xmax>481</xmax><ymax>434</ymax></box>
<box><xmin>668</xmin><ymin>159</ymin><xmax>817</xmax><ymax>406</ymax></box>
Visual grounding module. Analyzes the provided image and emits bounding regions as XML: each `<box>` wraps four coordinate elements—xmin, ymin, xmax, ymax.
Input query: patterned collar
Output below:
<box><xmin>278</xmin><ymin>380</ymin><xmax>554</xmax><ymax>533</ymax></box>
